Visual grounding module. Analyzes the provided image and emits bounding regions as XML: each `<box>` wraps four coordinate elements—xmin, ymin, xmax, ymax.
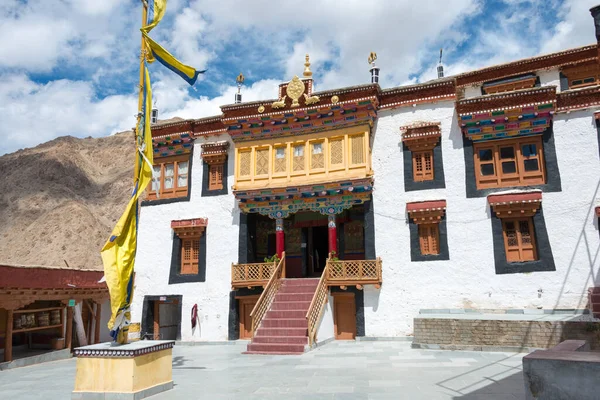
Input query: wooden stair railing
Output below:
<box><xmin>231</xmin><ymin>261</ymin><xmax>276</xmax><ymax>288</ymax></box>
<box><xmin>249</xmin><ymin>252</ymin><xmax>286</xmax><ymax>338</ymax></box>
<box><xmin>305</xmin><ymin>255</ymin><xmax>330</xmax><ymax>347</ymax></box>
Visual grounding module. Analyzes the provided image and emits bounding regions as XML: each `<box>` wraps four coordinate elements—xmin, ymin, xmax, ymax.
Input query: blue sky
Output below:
<box><xmin>0</xmin><ymin>0</ymin><xmax>596</xmax><ymax>155</ymax></box>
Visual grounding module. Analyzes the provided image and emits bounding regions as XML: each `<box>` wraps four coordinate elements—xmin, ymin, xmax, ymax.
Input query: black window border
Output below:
<box><xmin>201</xmin><ymin>156</ymin><xmax>229</xmax><ymax>197</ymax></box>
<box><xmin>491</xmin><ymin>205</ymin><xmax>555</xmax><ymax>275</ymax></box>
<box><xmin>141</xmin><ymin>151</ymin><xmax>193</xmax><ymax>207</ymax></box>
<box><xmin>168</xmin><ymin>229</ymin><xmax>207</xmax><ymax>284</ymax></box>
<box><xmin>409</xmin><ymin>215</ymin><xmax>450</xmax><ymax>262</ymax></box>
<box><xmin>463</xmin><ymin>126</ymin><xmax>561</xmax><ymax>198</ymax></box>
<box><xmin>403</xmin><ymin>141</ymin><xmax>446</xmax><ymax>192</ymax></box>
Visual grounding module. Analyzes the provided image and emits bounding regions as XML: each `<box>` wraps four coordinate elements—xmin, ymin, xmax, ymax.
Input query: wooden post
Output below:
<box><xmin>65</xmin><ymin>306</ymin><xmax>73</xmax><ymax>350</ymax></box>
<box><xmin>275</xmin><ymin>218</ymin><xmax>285</xmax><ymax>258</ymax></box>
<box><xmin>94</xmin><ymin>302</ymin><xmax>101</xmax><ymax>344</ymax></box>
<box><xmin>328</xmin><ymin>215</ymin><xmax>337</xmax><ymax>255</ymax></box>
<box><xmin>4</xmin><ymin>310</ymin><xmax>13</xmax><ymax>362</ymax></box>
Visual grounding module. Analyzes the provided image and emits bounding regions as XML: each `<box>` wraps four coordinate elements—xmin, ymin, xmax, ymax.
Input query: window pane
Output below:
<box><xmin>522</xmin><ymin>144</ymin><xmax>537</xmax><ymax>157</ymax></box>
<box><xmin>502</xmin><ymin>161</ymin><xmax>516</xmax><ymax>174</ymax></box>
<box><xmin>415</xmin><ymin>154</ymin><xmax>423</xmax><ymax>172</ymax></box>
<box><xmin>479</xmin><ymin>149</ymin><xmax>493</xmax><ymax>161</ymax></box>
<box><xmin>178</xmin><ymin>161</ymin><xmax>188</xmax><ymax>175</ymax></box>
<box><xmin>293</xmin><ymin>145</ymin><xmax>304</xmax><ymax>157</ymax></box>
<box><xmin>505</xmin><ymin>223</ymin><xmax>518</xmax><ymax>247</ymax></box>
<box><xmin>584</xmin><ymin>77</ymin><xmax>595</xmax><ymax>83</ymax></box>
<box><xmin>312</xmin><ymin>143</ymin><xmax>322</xmax><ymax>154</ymax></box>
<box><xmin>500</xmin><ymin>146</ymin><xmax>515</xmax><ymax>159</ymax></box>
<box><xmin>524</xmin><ymin>159</ymin><xmax>539</xmax><ymax>172</ymax></box>
<box><xmin>152</xmin><ymin>166</ymin><xmax>161</xmax><ymax>191</ymax></box>
<box><xmin>480</xmin><ymin>163</ymin><xmax>495</xmax><ymax>176</ymax></box>
<box><xmin>275</xmin><ymin>148</ymin><xmax>285</xmax><ymax>159</ymax></box>
<box><xmin>178</xmin><ymin>174</ymin><xmax>188</xmax><ymax>187</ymax></box>
<box><xmin>164</xmin><ymin>164</ymin><xmax>174</xmax><ymax>177</ymax></box>
<box><xmin>519</xmin><ymin>220</ymin><xmax>532</xmax><ymax>245</ymax></box>
<box><xmin>164</xmin><ymin>176</ymin><xmax>174</xmax><ymax>189</ymax></box>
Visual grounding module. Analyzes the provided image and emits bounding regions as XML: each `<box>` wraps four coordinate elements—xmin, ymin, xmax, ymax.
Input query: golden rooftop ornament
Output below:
<box><xmin>368</xmin><ymin>52</ymin><xmax>377</xmax><ymax>65</ymax></box>
<box><xmin>236</xmin><ymin>73</ymin><xmax>245</xmax><ymax>85</ymax></box>
<box><xmin>303</xmin><ymin>54</ymin><xmax>313</xmax><ymax>77</ymax></box>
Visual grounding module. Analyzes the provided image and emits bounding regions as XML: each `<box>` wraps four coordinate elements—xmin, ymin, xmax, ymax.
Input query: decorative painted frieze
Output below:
<box><xmin>171</xmin><ymin>218</ymin><xmax>208</xmax><ymax>237</ymax></box>
<box><xmin>406</xmin><ymin>200</ymin><xmax>446</xmax><ymax>224</ymax></box>
<box><xmin>152</xmin><ymin>132</ymin><xmax>193</xmax><ymax>158</ymax></box>
<box><xmin>200</xmin><ymin>141</ymin><xmax>229</xmax><ymax>164</ymax></box>
<box><xmin>487</xmin><ymin>191</ymin><xmax>542</xmax><ymax>218</ymax></box>
<box><xmin>400</xmin><ymin>122</ymin><xmax>441</xmax><ymax>152</ymax></box>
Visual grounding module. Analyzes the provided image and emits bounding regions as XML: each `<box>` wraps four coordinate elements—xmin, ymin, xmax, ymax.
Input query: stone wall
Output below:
<box><xmin>413</xmin><ymin>318</ymin><xmax>600</xmax><ymax>350</ymax></box>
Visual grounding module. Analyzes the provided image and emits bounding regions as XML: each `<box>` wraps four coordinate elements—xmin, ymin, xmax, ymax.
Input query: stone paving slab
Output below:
<box><xmin>0</xmin><ymin>341</ymin><xmax>526</xmax><ymax>399</ymax></box>
<box><xmin>415</xmin><ymin>313</ymin><xmax>595</xmax><ymax>322</ymax></box>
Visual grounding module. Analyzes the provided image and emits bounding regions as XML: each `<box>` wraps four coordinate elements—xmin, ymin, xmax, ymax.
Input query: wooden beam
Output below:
<box><xmin>65</xmin><ymin>306</ymin><xmax>73</xmax><ymax>351</ymax></box>
<box><xmin>94</xmin><ymin>303</ymin><xmax>101</xmax><ymax>344</ymax></box>
<box><xmin>4</xmin><ymin>309</ymin><xmax>13</xmax><ymax>362</ymax></box>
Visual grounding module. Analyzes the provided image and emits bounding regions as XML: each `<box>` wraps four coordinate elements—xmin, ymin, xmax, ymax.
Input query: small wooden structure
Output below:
<box><xmin>0</xmin><ymin>264</ymin><xmax>108</xmax><ymax>364</ymax></box>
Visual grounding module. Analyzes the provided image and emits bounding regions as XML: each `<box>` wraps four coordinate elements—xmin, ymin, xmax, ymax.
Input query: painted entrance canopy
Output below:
<box><xmin>234</xmin><ymin>177</ymin><xmax>373</xmax><ymax>218</ymax></box>
<box><xmin>457</xmin><ymin>86</ymin><xmax>556</xmax><ymax>142</ymax></box>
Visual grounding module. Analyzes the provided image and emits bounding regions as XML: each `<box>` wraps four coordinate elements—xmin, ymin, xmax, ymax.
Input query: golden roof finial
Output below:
<box><xmin>236</xmin><ymin>73</ymin><xmax>244</xmax><ymax>85</ymax></box>
<box><xmin>368</xmin><ymin>52</ymin><xmax>377</xmax><ymax>66</ymax></box>
<box><xmin>303</xmin><ymin>54</ymin><xmax>313</xmax><ymax>78</ymax></box>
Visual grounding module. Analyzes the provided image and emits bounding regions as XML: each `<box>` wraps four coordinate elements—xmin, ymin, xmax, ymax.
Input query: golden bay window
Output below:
<box><xmin>149</xmin><ymin>156</ymin><xmax>189</xmax><ymax>200</ymax></box>
<box><xmin>474</xmin><ymin>136</ymin><xmax>545</xmax><ymax>190</ymax></box>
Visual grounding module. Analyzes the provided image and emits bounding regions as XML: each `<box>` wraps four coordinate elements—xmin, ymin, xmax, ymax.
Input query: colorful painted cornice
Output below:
<box><xmin>152</xmin><ymin>132</ymin><xmax>193</xmax><ymax>158</ymax></box>
<box><xmin>457</xmin><ymin>87</ymin><xmax>556</xmax><ymax>142</ymax></box>
<box><xmin>200</xmin><ymin>141</ymin><xmax>229</xmax><ymax>164</ymax></box>
<box><xmin>557</xmin><ymin>85</ymin><xmax>600</xmax><ymax>113</ymax></box>
<box><xmin>224</xmin><ymin>99</ymin><xmax>378</xmax><ymax>143</ymax></box>
<box><xmin>171</xmin><ymin>218</ymin><xmax>208</xmax><ymax>237</ymax></box>
<box><xmin>233</xmin><ymin>177</ymin><xmax>374</xmax><ymax>218</ymax></box>
<box><xmin>487</xmin><ymin>191</ymin><xmax>542</xmax><ymax>218</ymax></box>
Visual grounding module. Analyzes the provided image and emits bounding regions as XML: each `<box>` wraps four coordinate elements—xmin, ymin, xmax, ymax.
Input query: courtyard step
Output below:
<box><xmin>252</xmin><ymin>336</ymin><xmax>308</xmax><ymax>344</ymax></box>
<box><xmin>246</xmin><ymin>343</ymin><xmax>305</xmax><ymax>353</ymax></box>
<box><xmin>245</xmin><ymin>278</ymin><xmax>320</xmax><ymax>355</ymax></box>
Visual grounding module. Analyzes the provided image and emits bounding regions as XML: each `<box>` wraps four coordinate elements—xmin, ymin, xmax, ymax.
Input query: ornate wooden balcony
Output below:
<box><xmin>326</xmin><ymin>258</ymin><xmax>382</xmax><ymax>289</ymax></box>
<box><xmin>231</xmin><ymin>261</ymin><xmax>277</xmax><ymax>289</ymax></box>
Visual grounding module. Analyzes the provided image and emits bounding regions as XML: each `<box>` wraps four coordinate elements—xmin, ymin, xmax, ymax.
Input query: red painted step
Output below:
<box><xmin>262</xmin><ymin>318</ymin><xmax>307</xmax><ymax>328</ymax></box>
<box><xmin>278</xmin><ymin>285</ymin><xmax>319</xmax><ymax>294</ymax></box>
<box><xmin>281</xmin><ymin>278</ymin><xmax>320</xmax><ymax>286</ymax></box>
<box><xmin>271</xmin><ymin>301</ymin><xmax>311</xmax><ymax>311</ymax></box>
<box><xmin>252</xmin><ymin>336</ymin><xmax>308</xmax><ymax>344</ymax></box>
<box><xmin>266</xmin><ymin>310</ymin><xmax>307</xmax><ymax>319</ymax></box>
<box><xmin>247</xmin><ymin>343</ymin><xmax>305</xmax><ymax>353</ymax></box>
<box><xmin>275</xmin><ymin>293</ymin><xmax>314</xmax><ymax>302</ymax></box>
<box><xmin>255</xmin><ymin>327</ymin><xmax>308</xmax><ymax>337</ymax></box>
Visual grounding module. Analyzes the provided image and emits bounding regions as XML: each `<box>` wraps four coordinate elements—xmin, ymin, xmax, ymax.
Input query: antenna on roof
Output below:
<box><xmin>235</xmin><ymin>73</ymin><xmax>244</xmax><ymax>104</ymax></box>
<box><xmin>437</xmin><ymin>48</ymin><xmax>444</xmax><ymax>78</ymax></box>
<box><xmin>151</xmin><ymin>98</ymin><xmax>158</xmax><ymax>124</ymax></box>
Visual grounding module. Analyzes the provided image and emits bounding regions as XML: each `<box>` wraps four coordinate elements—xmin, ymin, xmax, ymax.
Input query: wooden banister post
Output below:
<box><xmin>94</xmin><ymin>302</ymin><xmax>102</xmax><ymax>344</ymax></box>
<box><xmin>4</xmin><ymin>309</ymin><xmax>13</xmax><ymax>362</ymax></box>
<box><xmin>65</xmin><ymin>306</ymin><xmax>74</xmax><ymax>351</ymax></box>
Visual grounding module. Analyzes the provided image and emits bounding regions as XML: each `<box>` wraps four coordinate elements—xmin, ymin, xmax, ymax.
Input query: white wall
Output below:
<box><xmin>365</xmin><ymin>102</ymin><xmax>600</xmax><ymax>336</ymax></box>
<box><xmin>316</xmin><ymin>294</ymin><xmax>334</xmax><ymax>344</ymax></box>
<box><xmin>539</xmin><ymin>69</ymin><xmax>561</xmax><ymax>90</ymax></box>
<box><xmin>132</xmin><ymin>133</ymin><xmax>239</xmax><ymax>341</ymax></box>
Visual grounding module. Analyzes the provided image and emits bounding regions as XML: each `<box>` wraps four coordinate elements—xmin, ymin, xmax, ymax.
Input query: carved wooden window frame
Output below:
<box><xmin>201</xmin><ymin>141</ymin><xmax>229</xmax><ymax>193</ymax></box>
<box><xmin>172</xmin><ymin>219</ymin><xmax>207</xmax><ymax>276</ymax></box>
<box><xmin>488</xmin><ymin>192</ymin><xmax>541</xmax><ymax>263</ymax></box>
<box><xmin>407</xmin><ymin>200</ymin><xmax>446</xmax><ymax>257</ymax></box>
<box><xmin>401</xmin><ymin>124</ymin><xmax>441</xmax><ymax>183</ymax></box>
<box><xmin>473</xmin><ymin>136</ymin><xmax>545</xmax><ymax>190</ymax></box>
<box><xmin>148</xmin><ymin>155</ymin><xmax>190</xmax><ymax>200</ymax></box>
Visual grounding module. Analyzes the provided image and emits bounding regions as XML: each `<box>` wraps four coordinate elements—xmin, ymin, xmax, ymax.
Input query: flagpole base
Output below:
<box><xmin>72</xmin><ymin>340</ymin><xmax>175</xmax><ymax>400</ymax></box>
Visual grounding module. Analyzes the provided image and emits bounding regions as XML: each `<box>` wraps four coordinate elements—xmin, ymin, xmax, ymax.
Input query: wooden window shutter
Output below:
<box><xmin>181</xmin><ymin>238</ymin><xmax>200</xmax><ymax>275</ymax></box>
<box><xmin>418</xmin><ymin>224</ymin><xmax>440</xmax><ymax>255</ymax></box>
<box><xmin>209</xmin><ymin>164</ymin><xmax>224</xmax><ymax>191</ymax></box>
<box><xmin>413</xmin><ymin>151</ymin><xmax>434</xmax><ymax>182</ymax></box>
<box><xmin>502</xmin><ymin>218</ymin><xmax>537</xmax><ymax>262</ymax></box>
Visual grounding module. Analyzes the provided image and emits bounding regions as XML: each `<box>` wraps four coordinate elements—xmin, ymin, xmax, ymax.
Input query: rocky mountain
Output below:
<box><xmin>0</xmin><ymin>131</ymin><xmax>136</xmax><ymax>270</ymax></box>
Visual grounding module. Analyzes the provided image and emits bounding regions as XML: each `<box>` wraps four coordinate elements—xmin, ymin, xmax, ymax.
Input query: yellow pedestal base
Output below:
<box><xmin>72</xmin><ymin>341</ymin><xmax>174</xmax><ymax>400</ymax></box>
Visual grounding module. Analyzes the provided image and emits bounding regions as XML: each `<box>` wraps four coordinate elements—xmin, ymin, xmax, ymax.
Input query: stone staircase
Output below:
<box><xmin>590</xmin><ymin>287</ymin><xmax>600</xmax><ymax>319</ymax></box>
<box><xmin>245</xmin><ymin>278</ymin><xmax>320</xmax><ymax>355</ymax></box>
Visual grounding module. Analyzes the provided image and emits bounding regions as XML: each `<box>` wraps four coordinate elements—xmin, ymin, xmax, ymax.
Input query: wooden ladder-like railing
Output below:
<box><xmin>305</xmin><ymin>256</ymin><xmax>330</xmax><ymax>347</ymax></box>
<box><xmin>249</xmin><ymin>252</ymin><xmax>286</xmax><ymax>338</ymax></box>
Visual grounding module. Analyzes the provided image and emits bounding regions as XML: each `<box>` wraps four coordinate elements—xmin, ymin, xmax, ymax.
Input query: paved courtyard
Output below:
<box><xmin>0</xmin><ymin>341</ymin><xmax>526</xmax><ymax>399</ymax></box>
